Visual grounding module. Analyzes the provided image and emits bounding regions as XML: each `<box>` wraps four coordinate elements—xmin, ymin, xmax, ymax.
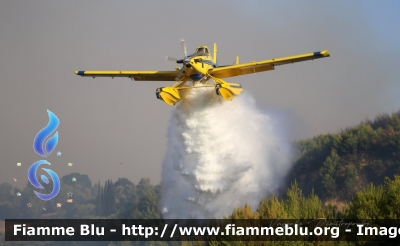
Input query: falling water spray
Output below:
<box><xmin>159</xmin><ymin>86</ymin><xmax>292</xmax><ymax>219</ymax></box>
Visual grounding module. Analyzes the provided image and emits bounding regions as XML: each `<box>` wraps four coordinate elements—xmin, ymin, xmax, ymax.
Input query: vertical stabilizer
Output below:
<box><xmin>213</xmin><ymin>43</ymin><xmax>217</xmax><ymax>66</ymax></box>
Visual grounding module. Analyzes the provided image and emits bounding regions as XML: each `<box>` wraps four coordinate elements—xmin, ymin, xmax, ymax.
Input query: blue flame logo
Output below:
<box><xmin>29</xmin><ymin>110</ymin><xmax>61</xmax><ymax>201</ymax></box>
<box><xmin>33</xmin><ymin>110</ymin><xmax>59</xmax><ymax>157</ymax></box>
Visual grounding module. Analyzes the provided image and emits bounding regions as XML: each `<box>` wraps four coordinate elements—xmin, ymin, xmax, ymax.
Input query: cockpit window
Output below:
<box><xmin>196</xmin><ymin>47</ymin><xmax>209</xmax><ymax>54</ymax></box>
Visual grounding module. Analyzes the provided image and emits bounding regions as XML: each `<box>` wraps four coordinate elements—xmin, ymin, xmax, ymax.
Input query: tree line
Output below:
<box><xmin>290</xmin><ymin>110</ymin><xmax>400</xmax><ymax>202</ymax></box>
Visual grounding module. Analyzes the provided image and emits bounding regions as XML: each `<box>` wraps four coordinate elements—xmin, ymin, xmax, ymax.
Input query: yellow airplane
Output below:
<box><xmin>75</xmin><ymin>39</ymin><xmax>330</xmax><ymax>106</ymax></box>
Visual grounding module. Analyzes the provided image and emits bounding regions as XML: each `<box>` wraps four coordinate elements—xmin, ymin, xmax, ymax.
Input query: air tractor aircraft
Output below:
<box><xmin>75</xmin><ymin>39</ymin><xmax>330</xmax><ymax>106</ymax></box>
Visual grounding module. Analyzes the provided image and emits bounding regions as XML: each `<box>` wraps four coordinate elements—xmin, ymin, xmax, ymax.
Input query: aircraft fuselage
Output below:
<box><xmin>181</xmin><ymin>53</ymin><xmax>216</xmax><ymax>83</ymax></box>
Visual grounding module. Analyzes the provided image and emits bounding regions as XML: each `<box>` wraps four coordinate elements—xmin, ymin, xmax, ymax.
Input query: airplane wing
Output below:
<box><xmin>74</xmin><ymin>70</ymin><xmax>179</xmax><ymax>81</ymax></box>
<box><xmin>209</xmin><ymin>50</ymin><xmax>330</xmax><ymax>79</ymax></box>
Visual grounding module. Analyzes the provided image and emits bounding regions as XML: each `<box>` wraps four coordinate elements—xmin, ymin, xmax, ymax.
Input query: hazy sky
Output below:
<box><xmin>1</xmin><ymin>1</ymin><xmax>400</xmax><ymax>187</ymax></box>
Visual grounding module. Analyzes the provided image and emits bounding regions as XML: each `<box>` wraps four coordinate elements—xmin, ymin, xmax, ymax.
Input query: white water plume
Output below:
<box><xmin>159</xmin><ymin>86</ymin><xmax>292</xmax><ymax>219</ymax></box>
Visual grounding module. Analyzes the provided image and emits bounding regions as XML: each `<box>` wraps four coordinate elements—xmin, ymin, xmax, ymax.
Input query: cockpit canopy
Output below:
<box><xmin>196</xmin><ymin>46</ymin><xmax>209</xmax><ymax>54</ymax></box>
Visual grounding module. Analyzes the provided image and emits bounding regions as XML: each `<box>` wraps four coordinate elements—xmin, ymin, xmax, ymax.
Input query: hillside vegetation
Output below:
<box><xmin>289</xmin><ymin>110</ymin><xmax>400</xmax><ymax>202</ymax></box>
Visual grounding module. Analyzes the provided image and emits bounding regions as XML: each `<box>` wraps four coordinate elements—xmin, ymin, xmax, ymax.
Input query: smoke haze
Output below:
<box><xmin>160</xmin><ymin>86</ymin><xmax>292</xmax><ymax>219</ymax></box>
<box><xmin>1</xmin><ymin>1</ymin><xmax>400</xmax><ymax>188</ymax></box>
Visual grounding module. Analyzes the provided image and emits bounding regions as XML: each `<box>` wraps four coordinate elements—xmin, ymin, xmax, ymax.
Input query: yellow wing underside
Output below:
<box><xmin>75</xmin><ymin>50</ymin><xmax>329</xmax><ymax>80</ymax></box>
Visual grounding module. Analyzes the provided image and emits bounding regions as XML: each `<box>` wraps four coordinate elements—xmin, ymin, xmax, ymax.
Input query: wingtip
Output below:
<box><xmin>321</xmin><ymin>50</ymin><xmax>330</xmax><ymax>57</ymax></box>
<box><xmin>75</xmin><ymin>71</ymin><xmax>85</xmax><ymax>75</ymax></box>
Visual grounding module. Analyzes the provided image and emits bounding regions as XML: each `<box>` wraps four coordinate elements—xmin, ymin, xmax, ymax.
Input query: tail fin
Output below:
<box><xmin>213</xmin><ymin>43</ymin><xmax>217</xmax><ymax>66</ymax></box>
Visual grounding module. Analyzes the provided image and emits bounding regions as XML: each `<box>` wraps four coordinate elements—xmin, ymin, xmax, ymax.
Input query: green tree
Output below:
<box><xmin>345</xmin><ymin>183</ymin><xmax>384</xmax><ymax>219</ymax></box>
<box><xmin>382</xmin><ymin>176</ymin><xmax>400</xmax><ymax>218</ymax></box>
<box><xmin>321</xmin><ymin>174</ymin><xmax>336</xmax><ymax>196</ymax></box>
<box><xmin>284</xmin><ymin>180</ymin><xmax>303</xmax><ymax>219</ymax></box>
<box><xmin>389</xmin><ymin>114</ymin><xmax>400</xmax><ymax>132</ymax></box>
<box><xmin>100</xmin><ymin>179</ymin><xmax>116</xmax><ymax>217</ymax></box>
<box><xmin>320</xmin><ymin>150</ymin><xmax>340</xmax><ymax>197</ymax></box>
<box><xmin>320</xmin><ymin>150</ymin><xmax>340</xmax><ymax>176</ymax></box>
<box><xmin>96</xmin><ymin>180</ymin><xmax>102</xmax><ymax>216</ymax></box>
<box><xmin>344</xmin><ymin>164</ymin><xmax>357</xmax><ymax>197</ymax></box>
<box><xmin>257</xmin><ymin>195</ymin><xmax>287</xmax><ymax>219</ymax></box>
<box><xmin>301</xmin><ymin>189</ymin><xmax>325</xmax><ymax>219</ymax></box>
<box><xmin>231</xmin><ymin>203</ymin><xmax>258</xmax><ymax>219</ymax></box>
<box><xmin>131</xmin><ymin>179</ymin><xmax>160</xmax><ymax>219</ymax></box>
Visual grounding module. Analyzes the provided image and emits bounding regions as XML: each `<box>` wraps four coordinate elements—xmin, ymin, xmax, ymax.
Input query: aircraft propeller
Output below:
<box><xmin>165</xmin><ymin>39</ymin><xmax>191</xmax><ymax>80</ymax></box>
<box><xmin>181</xmin><ymin>39</ymin><xmax>187</xmax><ymax>57</ymax></box>
<box><xmin>165</xmin><ymin>56</ymin><xmax>180</xmax><ymax>61</ymax></box>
